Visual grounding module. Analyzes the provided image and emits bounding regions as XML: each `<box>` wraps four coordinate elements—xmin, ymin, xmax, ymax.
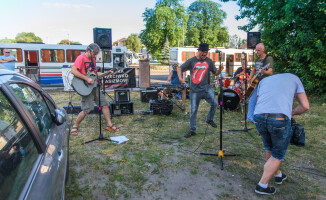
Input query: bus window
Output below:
<box><xmin>235</xmin><ymin>53</ymin><xmax>242</xmax><ymax>62</ymax></box>
<box><xmin>182</xmin><ymin>52</ymin><xmax>195</xmax><ymax>62</ymax></box>
<box><xmin>169</xmin><ymin>51</ymin><xmax>177</xmax><ymax>61</ymax></box>
<box><xmin>66</xmin><ymin>50</ymin><xmax>85</xmax><ymax>63</ymax></box>
<box><xmin>0</xmin><ymin>48</ymin><xmax>23</xmax><ymax>62</ymax></box>
<box><xmin>249</xmin><ymin>54</ymin><xmax>254</xmax><ymax>62</ymax></box>
<box><xmin>41</xmin><ymin>49</ymin><xmax>65</xmax><ymax>63</ymax></box>
<box><xmin>220</xmin><ymin>52</ymin><xmax>226</xmax><ymax>62</ymax></box>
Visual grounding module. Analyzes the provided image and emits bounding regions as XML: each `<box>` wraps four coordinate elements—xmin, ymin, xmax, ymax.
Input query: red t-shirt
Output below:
<box><xmin>73</xmin><ymin>53</ymin><xmax>96</xmax><ymax>75</ymax></box>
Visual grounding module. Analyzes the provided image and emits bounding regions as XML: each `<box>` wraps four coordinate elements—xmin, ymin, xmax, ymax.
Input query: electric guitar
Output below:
<box><xmin>71</xmin><ymin>71</ymin><xmax>113</xmax><ymax>96</ymax></box>
<box><xmin>246</xmin><ymin>63</ymin><xmax>271</xmax><ymax>97</ymax></box>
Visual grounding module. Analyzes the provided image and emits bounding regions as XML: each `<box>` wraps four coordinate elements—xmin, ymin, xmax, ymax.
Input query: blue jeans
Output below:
<box><xmin>247</xmin><ymin>87</ymin><xmax>258</xmax><ymax>122</ymax></box>
<box><xmin>254</xmin><ymin>114</ymin><xmax>292</xmax><ymax>161</ymax></box>
<box><xmin>189</xmin><ymin>86</ymin><xmax>218</xmax><ymax>132</ymax></box>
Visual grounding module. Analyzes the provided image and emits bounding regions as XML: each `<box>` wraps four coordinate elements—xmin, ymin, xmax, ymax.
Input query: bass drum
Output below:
<box><xmin>218</xmin><ymin>89</ymin><xmax>243</xmax><ymax>111</ymax></box>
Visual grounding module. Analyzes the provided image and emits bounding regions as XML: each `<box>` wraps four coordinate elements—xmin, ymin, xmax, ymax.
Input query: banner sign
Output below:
<box><xmin>104</xmin><ymin>68</ymin><xmax>136</xmax><ymax>88</ymax></box>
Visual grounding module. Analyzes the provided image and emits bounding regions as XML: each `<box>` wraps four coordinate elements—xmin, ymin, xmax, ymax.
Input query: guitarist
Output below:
<box><xmin>244</xmin><ymin>43</ymin><xmax>274</xmax><ymax>123</ymax></box>
<box><xmin>70</xmin><ymin>43</ymin><xmax>119</xmax><ymax>136</ymax></box>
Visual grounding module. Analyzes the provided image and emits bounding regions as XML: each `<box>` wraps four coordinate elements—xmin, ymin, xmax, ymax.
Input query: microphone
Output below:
<box><xmin>242</xmin><ymin>51</ymin><xmax>246</xmax><ymax>55</ymax></box>
<box><xmin>215</xmin><ymin>49</ymin><xmax>221</xmax><ymax>53</ymax></box>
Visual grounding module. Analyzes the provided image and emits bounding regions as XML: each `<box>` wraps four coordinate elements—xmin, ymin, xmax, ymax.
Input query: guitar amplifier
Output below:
<box><xmin>140</xmin><ymin>88</ymin><xmax>159</xmax><ymax>102</ymax></box>
<box><xmin>114</xmin><ymin>89</ymin><xmax>130</xmax><ymax>102</ymax></box>
<box><xmin>149</xmin><ymin>99</ymin><xmax>173</xmax><ymax>115</ymax></box>
<box><xmin>110</xmin><ymin>101</ymin><xmax>133</xmax><ymax>116</ymax></box>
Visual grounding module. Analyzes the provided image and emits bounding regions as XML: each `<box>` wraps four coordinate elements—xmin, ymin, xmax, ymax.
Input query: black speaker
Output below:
<box><xmin>93</xmin><ymin>28</ymin><xmax>112</xmax><ymax>50</ymax></box>
<box><xmin>110</xmin><ymin>101</ymin><xmax>133</xmax><ymax>116</ymax></box>
<box><xmin>247</xmin><ymin>32</ymin><xmax>261</xmax><ymax>49</ymax></box>
<box><xmin>114</xmin><ymin>89</ymin><xmax>130</xmax><ymax>102</ymax></box>
<box><xmin>149</xmin><ymin>99</ymin><xmax>173</xmax><ymax>115</ymax></box>
<box><xmin>140</xmin><ymin>89</ymin><xmax>159</xmax><ymax>102</ymax></box>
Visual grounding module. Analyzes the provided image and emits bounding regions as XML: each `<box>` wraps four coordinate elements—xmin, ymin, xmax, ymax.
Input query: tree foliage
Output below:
<box><xmin>140</xmin><ymin>0</ymin><xmax>188</xmax><ymax>57</ymax></box>
<box><xmin>125</xmin><ymin>34</ymin><xmax>142</xmax><ymax>52</ymax></box>
<box><xmin>15</xmin><ymin>32</ymin><xmax>43</xmax><ymax>43</ymax></box>
<box><xmin>58</xmin><ymin>39</ymin><xmax>71</xmax><ymax>45</ymax></box>
<box><xmin>158</xmin><ymin>37</ymin><xmax>170</xmax><ymax>65</ymax></box>
<box><xmin>227</xmin><ymin>34</ymin><xmax>245</xmax><ymax>49</ymax></box>
<box><xmin>185</xmin><ymin>0</ymin><xmax>229</xmax><ymax>47</ymax></box>
<box><xmin>223</xmin><ymin>0</ymin><xmax>326</xmax><ymax>98</ymax></box>
<box><xmin>0</xmin><ymin>37</ymin><xmax>16</xmax><ymax>43</ymax></box>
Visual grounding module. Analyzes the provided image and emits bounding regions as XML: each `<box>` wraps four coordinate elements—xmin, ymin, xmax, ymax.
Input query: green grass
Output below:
<box><xmin>47</xmin><ymin>90</ymin><xmax>326</xmax><ymax>199</ymax></box>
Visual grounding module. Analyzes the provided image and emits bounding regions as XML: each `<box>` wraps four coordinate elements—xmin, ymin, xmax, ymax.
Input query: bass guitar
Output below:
<box><xmin>71</xmin><ymin>71</ymin><xmax>113</xmax><ymax>96</ymax></box>
<box><xmin>246</xmin><ymin>63</ymin><xmax>270</xmax><ymax>97</ymax></box>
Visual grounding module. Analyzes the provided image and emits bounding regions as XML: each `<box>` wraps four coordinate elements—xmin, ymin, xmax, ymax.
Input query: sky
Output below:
<box><xmin>0</xmin><ymin>0</ymin><xmax>254</xmax><ymax>45</ymax></box>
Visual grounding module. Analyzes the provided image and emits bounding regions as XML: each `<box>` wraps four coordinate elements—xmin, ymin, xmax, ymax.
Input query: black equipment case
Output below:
<box><xmin>149</xmin><ymin>99</ymin><xmax>173</xmax><ymax>115</ymax></box>
<box><xmin>110</xmin><ymin>100</ymin><xmax>133</xmax><ymax>116</ymax></box>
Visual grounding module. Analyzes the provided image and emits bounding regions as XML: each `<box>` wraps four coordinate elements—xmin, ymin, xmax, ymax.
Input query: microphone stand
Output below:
<box><xmin>200</xmin><ymin>50</ymin><xmax>237</xmax><ymax>170</ymax></box>
<box><xmin>84</xmin><ymin>50</ymin><xmax>115</xmax><ymax>144</ymax></box>
<box><xmin>228</xmin><ymin>53</ymin><xmax>253</xmax><ymax>137</ymax></box>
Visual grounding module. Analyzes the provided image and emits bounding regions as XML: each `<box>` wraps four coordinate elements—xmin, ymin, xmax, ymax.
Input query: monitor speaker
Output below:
<box><xmin>93</xmin><ymin>28</ymin><xmax>112</xmax><ymax>50</ymax></box>
<box><xmin>114</xmin><ymin>89</ymin><xmax>130</xmax><ymax>103</ymax></box>
<box><xmin>247</xmin><ymin>32</ymin><xmax>261</xmax><ymax>49</ymax></box>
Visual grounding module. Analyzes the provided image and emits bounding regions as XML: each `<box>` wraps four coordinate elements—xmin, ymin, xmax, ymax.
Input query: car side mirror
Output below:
<box><xmin>54</xmin><ymin>108</ymin><xmax>67</xmax><ymax>125</ymax></box>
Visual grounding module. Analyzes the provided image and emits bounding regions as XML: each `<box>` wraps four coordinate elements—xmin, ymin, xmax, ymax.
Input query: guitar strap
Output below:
<box><xmin>256</xmin><ymin>54</ymin><xmax>269</xmax><ymax>81</ymax></box>
<box><xmin>262</xmin><ymin>55</ymin><xmax>269</xmax><ymax>66</ymax></box>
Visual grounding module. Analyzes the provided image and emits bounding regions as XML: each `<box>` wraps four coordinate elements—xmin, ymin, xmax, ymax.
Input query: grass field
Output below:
<box><xmin>48</xmin><ymin>90</ymin><xmax>326</xmax><ymax>199</ymax></box>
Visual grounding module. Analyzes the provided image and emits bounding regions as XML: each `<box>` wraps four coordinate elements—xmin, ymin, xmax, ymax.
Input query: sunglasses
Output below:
<box><xmin>4</xmin><ymin>52</ymin><xmax>10</xmax><ymax>53</ymax></box>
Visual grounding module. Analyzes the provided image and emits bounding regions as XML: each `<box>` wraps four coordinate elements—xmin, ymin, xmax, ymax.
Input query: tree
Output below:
<box><xmin>140</xmin><ymin>0</ymin><xmax>188</xmax><ymax>57</ymax></box>
<box><xmin>0</xmin><ymin>37</ymin><xmax>16</xmax><ymax>43</ymax></box>
<box><xmin>222</xmin><ymin>0</ymin><xmax>326</xmax><ymax>98</ymax></box>
<box><xmin>158</xmin><ymin>37</ymin><xmax>170</xmax><ymax>65</ymax></box>
<box><xmin>15</xmin><ymin>32</ymin><xmax>43</xmax><ymax>43</ymax></box>
<box><xmin>58</xmin><ymin>39</ymin><xmax>81</xmax><ymax>45</ymax></box>
<box><xmin>124</xmin><ymin>34</ymin><xmax>141</xmax><ymax>52</ymax></box>
<box><xmin>227</xmin><ymin>34</ymin><xmax>245</xmax><ymax>49</ymax></box>
<box><xmin>58</xmin><ymin>39</ymin><xmax>72</xmax><ymax>45</ymax></box>
<box><xmin>185</xmin><ymin>0</ymin><xmax>229</xmax><ymax>47</ymax></box>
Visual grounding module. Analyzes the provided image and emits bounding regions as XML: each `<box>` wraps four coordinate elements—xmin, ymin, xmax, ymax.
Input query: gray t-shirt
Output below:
<box><xmin>254</xmin><ymin>73</ymin><xmax>305</xmax><ymax>119</ymax></box>
<box><xmin>255</xmin><ymin>55</ymin><xmax>274</xmax><ymax>80</ymax></box>
<box><xmin>180</xmin><ymin>56</ymin><xmax>217</xmax><ymax>92</ymax></box>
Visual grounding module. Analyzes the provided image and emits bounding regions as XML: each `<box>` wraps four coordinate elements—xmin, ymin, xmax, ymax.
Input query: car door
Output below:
<box><xmin>0</xmin><ymin>87</ymin><xmax>41</xmax><ymax>200</ymax></box>
<box><xmin>7</xmin><ymin>83</ymin><xmax>69</xmax><ymax>200</ymax></box>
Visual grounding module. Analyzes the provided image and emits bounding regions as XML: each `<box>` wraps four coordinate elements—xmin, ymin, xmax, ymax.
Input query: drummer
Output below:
<box><xmin>233</xmin><ymin>59</ymin><xmax>251</xmax><ymax>89</ymax></box>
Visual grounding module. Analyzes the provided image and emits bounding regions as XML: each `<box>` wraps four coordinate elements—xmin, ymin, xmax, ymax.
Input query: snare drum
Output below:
<box><xmin>217</xmin><ymin>78</ymin><xmax>231</xmax><ymax>88</ymax></box>
<box><xmin>218</xmin><ymin>88</ymin><xmax>243</xmax><ymax>111</ymax></box>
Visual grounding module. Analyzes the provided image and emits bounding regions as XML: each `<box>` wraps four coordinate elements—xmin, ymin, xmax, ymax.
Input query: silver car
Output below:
<box><xmin>0</xmin><ymin>69</ymin><xmax>70</xmax><ymax>199</ymax></box>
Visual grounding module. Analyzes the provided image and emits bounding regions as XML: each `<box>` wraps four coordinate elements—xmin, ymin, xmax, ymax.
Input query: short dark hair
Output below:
<box><xmin>87</xmin><ymin>43</ymin><xmax>100</xmax><ymax>54</ymax></box>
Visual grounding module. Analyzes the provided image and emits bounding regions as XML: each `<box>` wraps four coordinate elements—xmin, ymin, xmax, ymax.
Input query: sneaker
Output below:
<box><xmin>275</xmin><ymin>173</ymin><xmax>287</xmax><ymax>184</ymax></box>
<box><xmin>184</xmin><ymin>130</ymin><xmax>196</xmax><ymax>138</ymax></box>
<box><xmin>206</xmin><ymin>120</ymin><xmax>217</xmax><ymax>128</ymax></box>
<box><xmin>255</xmin><ymin>185</ymin><xmax>276</xmax><ymax>195</ymax></box>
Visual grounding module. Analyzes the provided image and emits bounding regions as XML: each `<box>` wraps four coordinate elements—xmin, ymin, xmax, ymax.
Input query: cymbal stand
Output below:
<box><xmin>228</xmin><ymin>53</ymin><xmax>253</xmax><ymax>137</ymax></box>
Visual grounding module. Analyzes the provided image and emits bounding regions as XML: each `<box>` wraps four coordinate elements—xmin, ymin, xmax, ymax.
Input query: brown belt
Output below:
<box><xmin>259</xmin><ymin>113</ymin><xmax>286</xmax><ymax>120</ymax></box>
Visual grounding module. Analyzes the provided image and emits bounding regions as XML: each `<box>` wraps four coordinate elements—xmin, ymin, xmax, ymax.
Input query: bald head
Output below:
<box><xmin>255</xmin><ymin>43</ymin><xmax>266</xmax><ymax>58</ymax></box>
<box><xmin>256</xmin><ymin>43</ymin><xmax>265</xmax><ymax>51</ymax></box>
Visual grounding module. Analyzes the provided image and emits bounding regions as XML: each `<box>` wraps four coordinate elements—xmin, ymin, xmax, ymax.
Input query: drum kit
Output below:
<box><xmin>216</xmin><ymin>77</ymin><xmax>246</xmax><ymax>111</ymax></box>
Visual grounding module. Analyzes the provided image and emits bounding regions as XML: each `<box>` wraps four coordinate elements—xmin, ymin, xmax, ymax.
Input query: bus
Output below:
<box><xmin>169</xmin><ymin>47</ymin><xmax>255</xmax><ymax>77</ymax></box>
<box><xmin>0</xmin><ymin>43</ymin><xmax>128</xmax><ymax>86</ymax></box>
